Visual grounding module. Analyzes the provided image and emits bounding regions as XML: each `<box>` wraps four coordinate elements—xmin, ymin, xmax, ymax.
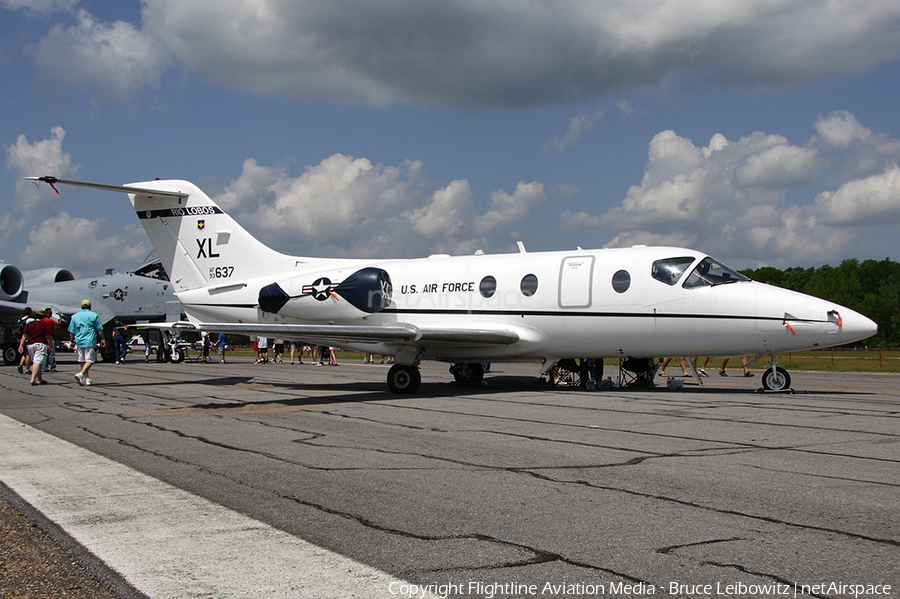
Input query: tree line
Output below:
<box><xmin>740</xmin><ymin>258</ymin><xmax>900</xmax><ymax>348</ymax></box>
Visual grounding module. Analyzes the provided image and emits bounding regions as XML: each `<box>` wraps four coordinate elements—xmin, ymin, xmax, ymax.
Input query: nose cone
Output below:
<box><xmin>756</xmin><ymin>283</ymin><xmax>878</xmax><ymax>350</ymax></box>
<box><xmin>837</xmin><ymin>306</ymin><xmax>878</xmax><ymax>345</ymax></box>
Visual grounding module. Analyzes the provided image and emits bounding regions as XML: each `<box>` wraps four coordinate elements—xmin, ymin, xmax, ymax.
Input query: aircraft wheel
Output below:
<box><xmin>387</xmin><ymin>364</ymin><xmax>421</xmax><ymax>394</ymax></box>
<box><xmin>169</xmin><ymin>347</ymin><xmax>185</xmax><ymax>363</ymax></box>
<box><xmin>100</xmin><ymin>345</ymin><xmax>116</xmax><ymax>363</ymax></box>
<box><xmin>3</xmin><ymin>345</ymin><xmax>18</xmax><ymax>366</ymax></box>
<box><xmin>761</xmin><ymin>367</ymin><xmax>791</xmax><ymax>391</ymax></box>
<box><xmin>452</xmin><ymin>362</ymin><xmax>484</xmax><ymax>385</ymax></box>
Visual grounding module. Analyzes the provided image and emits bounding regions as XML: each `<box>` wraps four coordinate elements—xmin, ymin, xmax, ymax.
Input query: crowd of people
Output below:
<box><xmin>658</xmin><ymin>356</ymin><xmax>754</xmax><ymax>378</ymax></box>
<box><xmin>15</xmin><ymin>300</ymin><xmax>104</xmax><ymax>386</ymax></box>
<box><xmin>13</xmin><ymin>302</ymin><xmax>756</xmax><ymax>388</ymax></box>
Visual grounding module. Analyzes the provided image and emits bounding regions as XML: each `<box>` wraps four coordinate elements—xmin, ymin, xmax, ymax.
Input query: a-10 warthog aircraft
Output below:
<box><xmin>0</xmin><ymin>256</ymin><xmax>178</xmax><ymax>365</ymax></box>
<box><xmin>27</xmin><ymin>176</ymin><xmax>877</xmax><ymax>393</ymax></box>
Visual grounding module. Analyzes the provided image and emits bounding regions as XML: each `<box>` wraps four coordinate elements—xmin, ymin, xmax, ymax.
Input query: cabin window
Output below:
<box><xmin>651</xmin><ymin>257</ymin><xmax>694</xmax><ymax>286</ymax></box>
<box><xmin>612</xmin><ymin>270</ymin><xmax>631</xmax><ymax>293</ymax></box>
<box><xmin>683</xmin><ymin>257</ymin><xmax>750</xmax><ymax>289</ymax></box>
<box><xmin>520</xmin><ymin>274</ymin><xmax>538</xmax><ymax>297</ymax></box>
<box><xmin>479</xmin><ymin>275</ymin><xmax>497</xmax><ymax>298</ymax></box>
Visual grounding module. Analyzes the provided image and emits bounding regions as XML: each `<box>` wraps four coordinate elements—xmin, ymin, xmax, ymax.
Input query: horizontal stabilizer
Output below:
<box><xmin>23</xmin><ymin>177</ymin><xmax>189</xmax><ymax>200</ymax></box>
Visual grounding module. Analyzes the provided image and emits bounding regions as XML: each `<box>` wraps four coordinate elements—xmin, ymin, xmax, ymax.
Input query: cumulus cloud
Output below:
<box><xmin>32</xmin><ymin>9</ymin><xmax>169</xmax><ymax>101</ymax></box>
<box><xmin>584</xmin><ymin>113</ymin><xmax>900</xmax><ymax>266</ymax></box>
<box><xmin>20</xmin><ymin>213</ymin><xmax>150</xmax><ymax>271</ymax></box>
<box><xmin>5</xmin><ymin>127</ymin><xmax>151</xmax><ymax>271</ymax></box>
<box><xmin>814</xmin><ymin>111</ymin><xmax>900</xmax><ymax>180</ymax></box>
<box><xmin>814</xmin><ymin>165</ymin><xmax>900</xmax><ymax>226</ymax></box>
<box><xmin>213</xmin><ymin>155</ymin><xmax>545</xmax><ymax>258</ymax></box>
<box><xmin>6</xmin><ymin>126</ymin><xmax>79</xmax><ymax>215</ymax></box>
<box><xmin>17</xmin><ymin>0</ymin><xmax>900</xmax><ymax>107</ymax></box>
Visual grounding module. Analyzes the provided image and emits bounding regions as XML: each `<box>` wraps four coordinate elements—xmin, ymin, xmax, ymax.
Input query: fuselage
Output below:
<box><xmin>175</xmin><ymin>245</ymin><xmax>877</xmax><ymax>363</ymax></box>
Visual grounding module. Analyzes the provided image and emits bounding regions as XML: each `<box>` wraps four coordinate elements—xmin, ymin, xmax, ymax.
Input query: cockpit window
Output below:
<box><xmin>651</xmin><ymin>257</ymin><xmax>695</xmax><ymax>286</ymax></box>
<box><xmin>683</xmin><ymin>257</ymin><xmax>750</xmax><ymax>288</ymax></box>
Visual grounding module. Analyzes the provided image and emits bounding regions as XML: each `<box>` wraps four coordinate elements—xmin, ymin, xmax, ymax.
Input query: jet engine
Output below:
<box><xmin>258</xmin><ymin>267</ymin><xmax>393</xmax><ymax>321</ymax></box>
<box><xmin>0</xmin><ymin>263</ymin><xmax>25</xmax><ymax>301</ymax></box>
<box><xmin>22</xmin><ymin>267</ymin><xmax>75</xmax><ymax>286</ymax></box>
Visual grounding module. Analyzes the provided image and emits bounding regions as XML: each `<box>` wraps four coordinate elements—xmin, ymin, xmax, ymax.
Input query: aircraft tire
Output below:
<box><xmin>100</xmin><ymin>345</ymin><xmax>115</xmax><ymax>363</ymax></box>
<box><xmin>3</xmin><ymin>344</ymin><xmax>18</xmax><ymax>366</ymax></box>
<box><xmin>387</xmin><ymin>364</ymin><xmax>421</xmax><ymax>394</ymax></box>
<box><xmin>452</xmin><ymin>362</ymin><xmax>484</xmax><ymax>385</ymax></box>
<box><xmin>169</xmin><ymin>347</ymin><xmax>185</xmax><ymax>363</ymax></box>
<box><xmin>761</xmin><ymin>367</ymin><xmax>791</xmax><ymax>391</ymax></box>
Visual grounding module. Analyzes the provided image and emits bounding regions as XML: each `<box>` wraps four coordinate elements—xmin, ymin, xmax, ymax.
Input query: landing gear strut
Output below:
<box><xmin>760</xmin><ymin>353</ymin><xmax>792</xmax><ymax>391</ymax></box>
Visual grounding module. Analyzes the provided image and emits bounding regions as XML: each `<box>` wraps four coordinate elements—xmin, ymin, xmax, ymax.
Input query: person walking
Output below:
<box><xmin>19</xmin><ymin>309</ymin><xmax>54</xmax><ymax>385</ymax></box>
<box><xmin>113</xmin><ymin>323</ymin><xmax>127</xmax><ymax>364</ymax></box>
<box><xmin>15</xmin><ymin>307</ymin><xmax>33</xmax><ymax>375</ymax></box>
<box><xmin>42</xmin><ymin>308</ymin><xmax>59</xmax><ymax>373</ymax></box>
<box><xmin>68</xmin><ymin>299</ymin><xmax>105</xmax><ymax>386</ymax></box>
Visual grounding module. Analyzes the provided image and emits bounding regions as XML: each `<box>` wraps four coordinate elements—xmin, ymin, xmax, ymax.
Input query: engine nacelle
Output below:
<box><xmin>0</xmin><ymin>263</ymin><xmax>25</xmax><ymax>301</ymax></box>
<box><xmin>22</xmin><ymin>267</ymin><xmax>75</xmax><ymax>286</ymax></box>
<box><xmin>258</xmin><ymin>267</ymin><xmax>392</xmax><ymax>321</ymax></box>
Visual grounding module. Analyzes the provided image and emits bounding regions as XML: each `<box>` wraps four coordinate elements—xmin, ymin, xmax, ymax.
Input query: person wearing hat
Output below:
<box><xmin>68</xmin><ymin>299</ymin><xmax>105</xmax><ymax>386</ymax></box>
<box><xmin>19</xmin><ymin>309</ymin><xmax>54</xmax><ymax>385</ymax></box>
<box><xmin>42</xmin><ymin>307</ymin><xmax>59</xmax><ymax>373</ymax></box>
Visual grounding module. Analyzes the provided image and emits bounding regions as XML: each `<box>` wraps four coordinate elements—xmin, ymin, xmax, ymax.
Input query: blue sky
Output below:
<box><xmin>2</xmin><ymin>0</ymin><xmax>900</xmax><ymax>277</ymax></box>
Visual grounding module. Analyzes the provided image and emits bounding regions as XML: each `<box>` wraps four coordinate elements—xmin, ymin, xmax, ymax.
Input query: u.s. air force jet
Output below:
<box><xmin>26</xmin><ymin>176</ymin><xmax>876</xmax><ymax>393</ymax></box>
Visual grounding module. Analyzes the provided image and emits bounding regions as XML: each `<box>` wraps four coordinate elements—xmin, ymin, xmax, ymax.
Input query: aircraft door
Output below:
<box><xmin>558</xmin><ymin>256</ymin><xmax>594</xmax><ymax>309</ymax></box>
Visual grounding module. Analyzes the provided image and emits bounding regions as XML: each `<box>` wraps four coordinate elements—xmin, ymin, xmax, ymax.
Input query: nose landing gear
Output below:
<box><xmin>760</xmin><ymin>353</ymin><xmax>792</xmax><ymax>392</ymax></box>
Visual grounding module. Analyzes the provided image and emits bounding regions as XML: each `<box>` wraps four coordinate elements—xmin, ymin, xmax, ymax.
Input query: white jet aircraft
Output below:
<box><xmin>27</xmin><ymin>176</ymin><xmax>877</xmax><ymax>393</ymax></box>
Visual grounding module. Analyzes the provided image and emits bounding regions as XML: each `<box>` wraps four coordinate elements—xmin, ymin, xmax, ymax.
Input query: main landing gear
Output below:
<box><xmin>449</xmin><ymin>362</ymin><xmax>484</xmax><ymax>385</ymax></box>
<box><xmin>387</xmin><ymin>364</ymin><xmax>421</xmax><ymax>394</ymax></box>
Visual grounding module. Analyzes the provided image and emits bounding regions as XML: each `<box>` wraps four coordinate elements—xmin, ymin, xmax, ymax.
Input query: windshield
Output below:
<box><xmin>683</xmin><ymin>257</ymin><xmax>750</xmax><ymax>288</ymax></box>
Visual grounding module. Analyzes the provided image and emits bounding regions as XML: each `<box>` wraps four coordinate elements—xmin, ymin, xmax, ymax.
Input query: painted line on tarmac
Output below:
<box><xmin>0</xmin><ymin>414</ymin><xmax>438</xmax><ymax>599</ymax></box>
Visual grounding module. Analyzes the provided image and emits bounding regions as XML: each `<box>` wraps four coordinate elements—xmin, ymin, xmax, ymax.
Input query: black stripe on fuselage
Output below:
<box><xmin>136</xmin><ymin>206</ymin><xmax>223</xmax><ymax>220</ymax></box>
<box><xmin>181</xmin><ymin>304</ymin><xmax>826</xmax><ymax>324</ymax></box>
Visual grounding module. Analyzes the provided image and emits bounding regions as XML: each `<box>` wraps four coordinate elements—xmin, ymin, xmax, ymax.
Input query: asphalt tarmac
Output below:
<box><xmin>0</xmin><ymin>355</ymin><xmax>897</xmax><ymax>599</ymax></box>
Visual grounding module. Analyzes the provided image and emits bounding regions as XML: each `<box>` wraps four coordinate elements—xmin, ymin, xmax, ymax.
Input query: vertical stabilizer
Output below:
<box><xmin>126</xmin><ymin>180</ymin><xmax>295</xmax><ymax>292</ymax></box>
<box><xmin>24</xmin><ymin>177</ymin><xmax>299</xmax><ymax>295</ymax></box>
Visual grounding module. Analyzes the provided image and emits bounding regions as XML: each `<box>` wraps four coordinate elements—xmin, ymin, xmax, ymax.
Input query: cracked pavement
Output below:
<box><xmin>1</xmin><ymin>356</ymin><xmax>897</xmax><ymax>598</ymax></box>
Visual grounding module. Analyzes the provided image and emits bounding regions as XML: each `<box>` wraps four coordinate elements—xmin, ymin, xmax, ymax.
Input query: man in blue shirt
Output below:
<box><xmin>68</xmin><ymin>299</ymin><xmax>105</xmax><ymax>386</ymax></box>
<box><xmin>216</xmin><ymin>332</ymin><xmax>227</xmax><ymax>363</ymax></box>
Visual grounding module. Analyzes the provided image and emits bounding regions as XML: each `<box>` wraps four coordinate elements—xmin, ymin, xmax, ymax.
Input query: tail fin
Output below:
<box><xmin>26</xmin><ymin>177</ymin><xmax>296</xmax><ymax>293</ymax></box>
<box><xmin>128</xmin><ymin>179</ymin><xmax>297</xmax><ymax>292</ymax></box>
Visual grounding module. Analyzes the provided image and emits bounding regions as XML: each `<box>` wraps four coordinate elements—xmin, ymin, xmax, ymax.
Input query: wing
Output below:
<box><xmin>0</xmin><ymin>299</ymin><xmax>82</xmax><ymax>323</ymax></box>
<box><xmin>163</xmin><ymin>321</ymin><xmax>519</xmax><ymax>348</ymax></box>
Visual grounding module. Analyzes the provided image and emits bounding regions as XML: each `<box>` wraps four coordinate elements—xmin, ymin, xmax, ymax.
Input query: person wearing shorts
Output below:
<box><xmin>68</xmin><ymin>299</ymin><xmax>105</xmax><ymax>386</ymax></box>
<box><xmin>20</xmin><ymin>309</ymin><xmax>54</xmax><ymax>386</ymax></box>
